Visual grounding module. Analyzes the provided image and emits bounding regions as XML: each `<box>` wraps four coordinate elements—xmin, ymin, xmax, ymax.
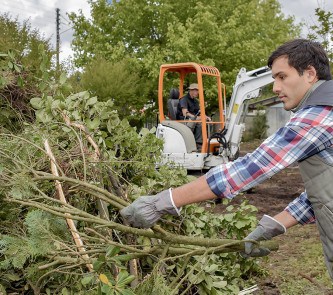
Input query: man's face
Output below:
<box><xmin>189</xmin><ymin>89</ymin><xmax>198</xmax><ymax>98</ymax></box>
<box><xmin>271</xmin><ymin>56</ymin><xmax>318</xmax><ymax>110</ymax></box>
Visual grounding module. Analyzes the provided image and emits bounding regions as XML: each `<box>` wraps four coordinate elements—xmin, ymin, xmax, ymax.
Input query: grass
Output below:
<box><xmin>256</xmin><ymin>224</ymin><xmax>333</xmax><ymax>294</ymax></box>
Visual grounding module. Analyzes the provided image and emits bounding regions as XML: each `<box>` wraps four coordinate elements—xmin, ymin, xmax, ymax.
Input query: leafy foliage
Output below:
<box><xmin>79</xmin><ymin>58</ymin><xmax>147</xmax><ymax>127</ymax></box>
<box><xmin>176</xmin><ymin>200</ymin><xmax>259</xmax><ymax>294</ymax></box>
<box><xmin>29</xmin><ymin>90</ymin><xmax>176</xmax><ymax>189</ymax></box>
<box><xmin>0</xmin><ymin>14</ymin><xmax>54</xmax><ymax>131</ymax></box>
<box><xmin>0</xmin><ymin>14</ymin><xmax>77</xmax><ymax>135</ymax></box>
<box><xmin>0</xmin><ymin>13</ymin><xmax>53</xmax><ymax>71</ymax></box>
<box><xmin>307</xmin><ymin>7</ymin><xmax>333</xmax><ymax>70</ymax></box>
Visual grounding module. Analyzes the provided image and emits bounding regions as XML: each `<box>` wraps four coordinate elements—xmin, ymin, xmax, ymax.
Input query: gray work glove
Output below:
<box><xmin>119</xmin><ymin>189</ymin><xmax>180</xmax><ymax>228</ymax></box>
<box><xmin>242</xmin><ymin>214</ymin><xmax>286</xmax><ymax>258</ymax></box>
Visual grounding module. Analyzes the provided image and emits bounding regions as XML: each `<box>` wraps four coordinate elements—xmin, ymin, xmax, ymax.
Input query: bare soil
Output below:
<box><xmin>211</xmin><ymin>141</ymin><xmax>333</xmax><ymax>294</ymax></box>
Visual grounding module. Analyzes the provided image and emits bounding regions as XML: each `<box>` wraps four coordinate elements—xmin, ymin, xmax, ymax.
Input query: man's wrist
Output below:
<box><xmin>169</xmin><ymin>188</ymin><xmax>181</xmax><ymax>215</ymax></box>
<box><xmin>263</xmin><ymin>214</ymin><xmax>286</xmax><ymax>233</ymax></box>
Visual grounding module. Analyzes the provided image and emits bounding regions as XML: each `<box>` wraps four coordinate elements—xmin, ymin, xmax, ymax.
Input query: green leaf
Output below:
<box><xmin>117</xmin><ymin>274</ymin><xmax>135</xmax><ymax>287</ymax></box>
<box><xmin>224</xmin><ymin>213</ymin><xmax>235</xmax><ymax>222</ymax></box>
<box><xmin>72</xmin><ymin>110</ymin><xmax>81</xmax><ymax>120</ymax></box>
<box><xmin>4</xmin><ymin>273</ymin><xmax>21</xmax><ymax>281</ymax></box>
<box><xmin>86</xmin><ymin>96</ymin><xmax>98</xmax><ymax>106</ymax></box>
<box><xmin>204</xmin><ymin>275</ymin><xmax>213</xmax><ymax>290</ymax></box>
<box><xmin>35</xmin><ymin>109</ymin><xmax>53</xmax><ymax>123</ymax></box>
<box><xmin>106</xmin><ymin>245</ymin><xmax>121</xmax><ymax>257</ymax></box>
<box><xmin>0</xmin><ymin>76</ymin><xmax>6</xmax><ymax>86</ymax></box>
<box><xmin>17</xmin><ymin>76</ymin><xmax>24</xmax><ymax>87</ymax></box>
<box><xmin>81</xmin><ymin>274</ymin><xmax>94</xmax><ymax>286</ymax></box>
<box><xmin>235</xmin><ymin>219</ymin><xmax>248</xmax><ymax>229</ymax></box>
<box><xmin>101</xmin><ymin>284</ymin><xmax>113</xmax><ymax>294</ymax></box>
<box><xmin>51</xmin><ymin>99</ymin><xmax>61</xmax><ymax>111</ymax></box>
<box><xmin>93</xmin><ymin>260</ymin><xmax>104</xmax><ymax>271</ymax></box>
<box><xmin>81</xmin><ymin>91</ymin><xmax>90</xmax><ymax>101</ymax></box>
<box><xmin>13</xmin><ymin>63</ymin><xmax>21</xmax><ymax>73</ymax></box>
<box><xmin>30</xmin><ymin>97</ymin><xmax>43</xmax><ymax>110</ymax></box>
<box><xmin>86</xmin><ymin>117</ymin><xmax>100</xmax><ymax>130</ymax></box>
<box><xmin>62</xmin><ymin>126</ymin><xmax>72</xmax><ymax>133</ymax></box>
<box><xmin>205</xmin><ymin>264</ymin><xmax>219</xmax><ymax>273</ymax></box>
<box><xmin>212</xmin><ymin>280</ymin><xmax>227</xmax><ymax>288</ymax></box>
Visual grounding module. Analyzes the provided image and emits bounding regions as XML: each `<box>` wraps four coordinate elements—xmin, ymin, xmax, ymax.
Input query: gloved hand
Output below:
<box><xmin>119</xmin><ymin>189</ymin><xmax>180</xmax><ymax>228</ymax></box>
<box><xmin>242</xmin><ymin>214</ymin><xmax>286</xmax><ymax>258</ymax></box>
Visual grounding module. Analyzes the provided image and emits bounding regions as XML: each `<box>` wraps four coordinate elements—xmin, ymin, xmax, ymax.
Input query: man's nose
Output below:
<box><xmin>273</xmin><ymin>81</ymin><xmax>281</xmax><ymax>94</ymax></box>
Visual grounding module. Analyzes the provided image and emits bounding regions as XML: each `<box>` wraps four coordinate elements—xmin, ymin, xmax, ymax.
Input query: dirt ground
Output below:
<box><xmin>211</xmin><ymin>141</ymin><xmax>333</xmax><ymax>294</ymax></box>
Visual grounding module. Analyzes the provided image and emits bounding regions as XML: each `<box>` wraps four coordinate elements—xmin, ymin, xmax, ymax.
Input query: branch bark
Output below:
<box><xmin>44</xmin><ymin>139</ymin><xmax>93</xmax><ymax>272</ymax></box>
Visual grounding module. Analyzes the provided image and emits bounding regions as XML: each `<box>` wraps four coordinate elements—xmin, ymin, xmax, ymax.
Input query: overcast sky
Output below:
<box><xmin>1</xmin><ymin>0</ymin><xmax>333</xmax><ymax>63</ymax></box>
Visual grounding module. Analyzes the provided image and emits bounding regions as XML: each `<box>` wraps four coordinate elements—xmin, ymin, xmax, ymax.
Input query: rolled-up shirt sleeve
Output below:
<box><xmin>284</xmin><ymin>191</ymin><xmax>315</xmax><ymax>225</ymax></box>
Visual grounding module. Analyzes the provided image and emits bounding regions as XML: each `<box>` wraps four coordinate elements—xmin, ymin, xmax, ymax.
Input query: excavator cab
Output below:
<box><xmin>156</xmin><ymin>62</ymin><xmax>228</xmax><ymax>170</ymax></box>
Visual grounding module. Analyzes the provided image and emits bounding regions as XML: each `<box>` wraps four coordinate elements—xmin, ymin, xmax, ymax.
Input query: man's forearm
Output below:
<box><xmin>273</xmin><ymin>210</ymin><xmax>298</xmax><ymax>229</ymax></box>
<box><xmin>172</xmin><ymin>176</ymin><xmax>216</xmax><ymax>207</ymax></box>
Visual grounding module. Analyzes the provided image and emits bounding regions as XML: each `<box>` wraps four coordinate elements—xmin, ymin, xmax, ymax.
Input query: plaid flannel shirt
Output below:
<box><xmin>206</xmin><ymin>105</ymin><xmax>333</xmax><ymax>225</ymax></box>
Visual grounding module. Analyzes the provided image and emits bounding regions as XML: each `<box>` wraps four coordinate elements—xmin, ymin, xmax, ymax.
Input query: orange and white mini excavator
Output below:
<box><xmin>156</xmin><ymin>62</ymin><xmax>274</xmax><ymax>170</ymax></box>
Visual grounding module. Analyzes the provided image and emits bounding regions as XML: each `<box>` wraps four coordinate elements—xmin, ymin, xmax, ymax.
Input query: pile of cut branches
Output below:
<box><xmin>0</xmin><ymin>92</ymin><xmax>277</xmax><ymax>295</ymax></box>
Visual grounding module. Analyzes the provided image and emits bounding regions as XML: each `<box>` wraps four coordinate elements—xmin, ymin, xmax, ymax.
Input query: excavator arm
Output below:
<box><xmin>225</xmin><ymin>67</ymin><xmax>274</xmax><ymax>158</ymax></box>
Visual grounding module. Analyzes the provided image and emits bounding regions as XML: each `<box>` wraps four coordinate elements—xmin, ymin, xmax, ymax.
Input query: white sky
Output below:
<box><xmin>1</xmin><ymin>0</ymin><xmax>333</xmax><ymax>63</ymax></box>
<box><xmin>1</xmin><ymin>0</ymin><xmax>91</xmax><ymax>63</ymax></box>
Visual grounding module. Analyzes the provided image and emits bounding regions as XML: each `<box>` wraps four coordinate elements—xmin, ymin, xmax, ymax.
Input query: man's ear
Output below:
<box><xmin>305</xmin><ymin>66</ymin><xmax>318</xmax><ymax>83</ymax></box>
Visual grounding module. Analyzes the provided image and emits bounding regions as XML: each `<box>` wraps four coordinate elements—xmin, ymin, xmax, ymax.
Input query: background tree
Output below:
<box><xmin>307</xmin><ymin>7</ymin><xmax>333</xmax><ymax>71</ymax></box>
<box><xmin>69</xmin><ymin>0</ymin><xmax>300</xmax><ymax>123</ymax></box>
<box><xmin>79</xmin><ymin>58</ymin><xmax>148</xmax><ymax>127</ymax></box>
<box><xmin>0</xmin><ymin>13</ymin><xmax>53</xmax><ymax>71</ymax></box>
<box><xmin>0</xmin><ymin>13</ymin><xmax>54</xmax><ymax>131</ymax></box>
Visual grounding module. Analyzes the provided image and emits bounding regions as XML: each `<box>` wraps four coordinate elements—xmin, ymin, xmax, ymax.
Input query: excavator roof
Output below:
<box><xmin>160</xmin><ymin>62</ymin><xmax>220</xmax><ymax>77</ymax></box>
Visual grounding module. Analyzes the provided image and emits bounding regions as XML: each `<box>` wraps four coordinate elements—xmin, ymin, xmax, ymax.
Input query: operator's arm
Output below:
<box><xmin>182</xmin><ymin>107</ymin><xmax>196</xmax><ymax>119</ymax></box>
<box><xmin>182</xmin><ymin>108</ymin><xmax>192</xmax><ymax>118</ymax></box>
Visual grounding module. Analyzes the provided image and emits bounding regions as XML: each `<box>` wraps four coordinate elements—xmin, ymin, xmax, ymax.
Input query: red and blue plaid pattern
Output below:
<box><xmin>206</xmin><ymin>105</ymin><xmax>333</xmax><ymax>224</ymax></box>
